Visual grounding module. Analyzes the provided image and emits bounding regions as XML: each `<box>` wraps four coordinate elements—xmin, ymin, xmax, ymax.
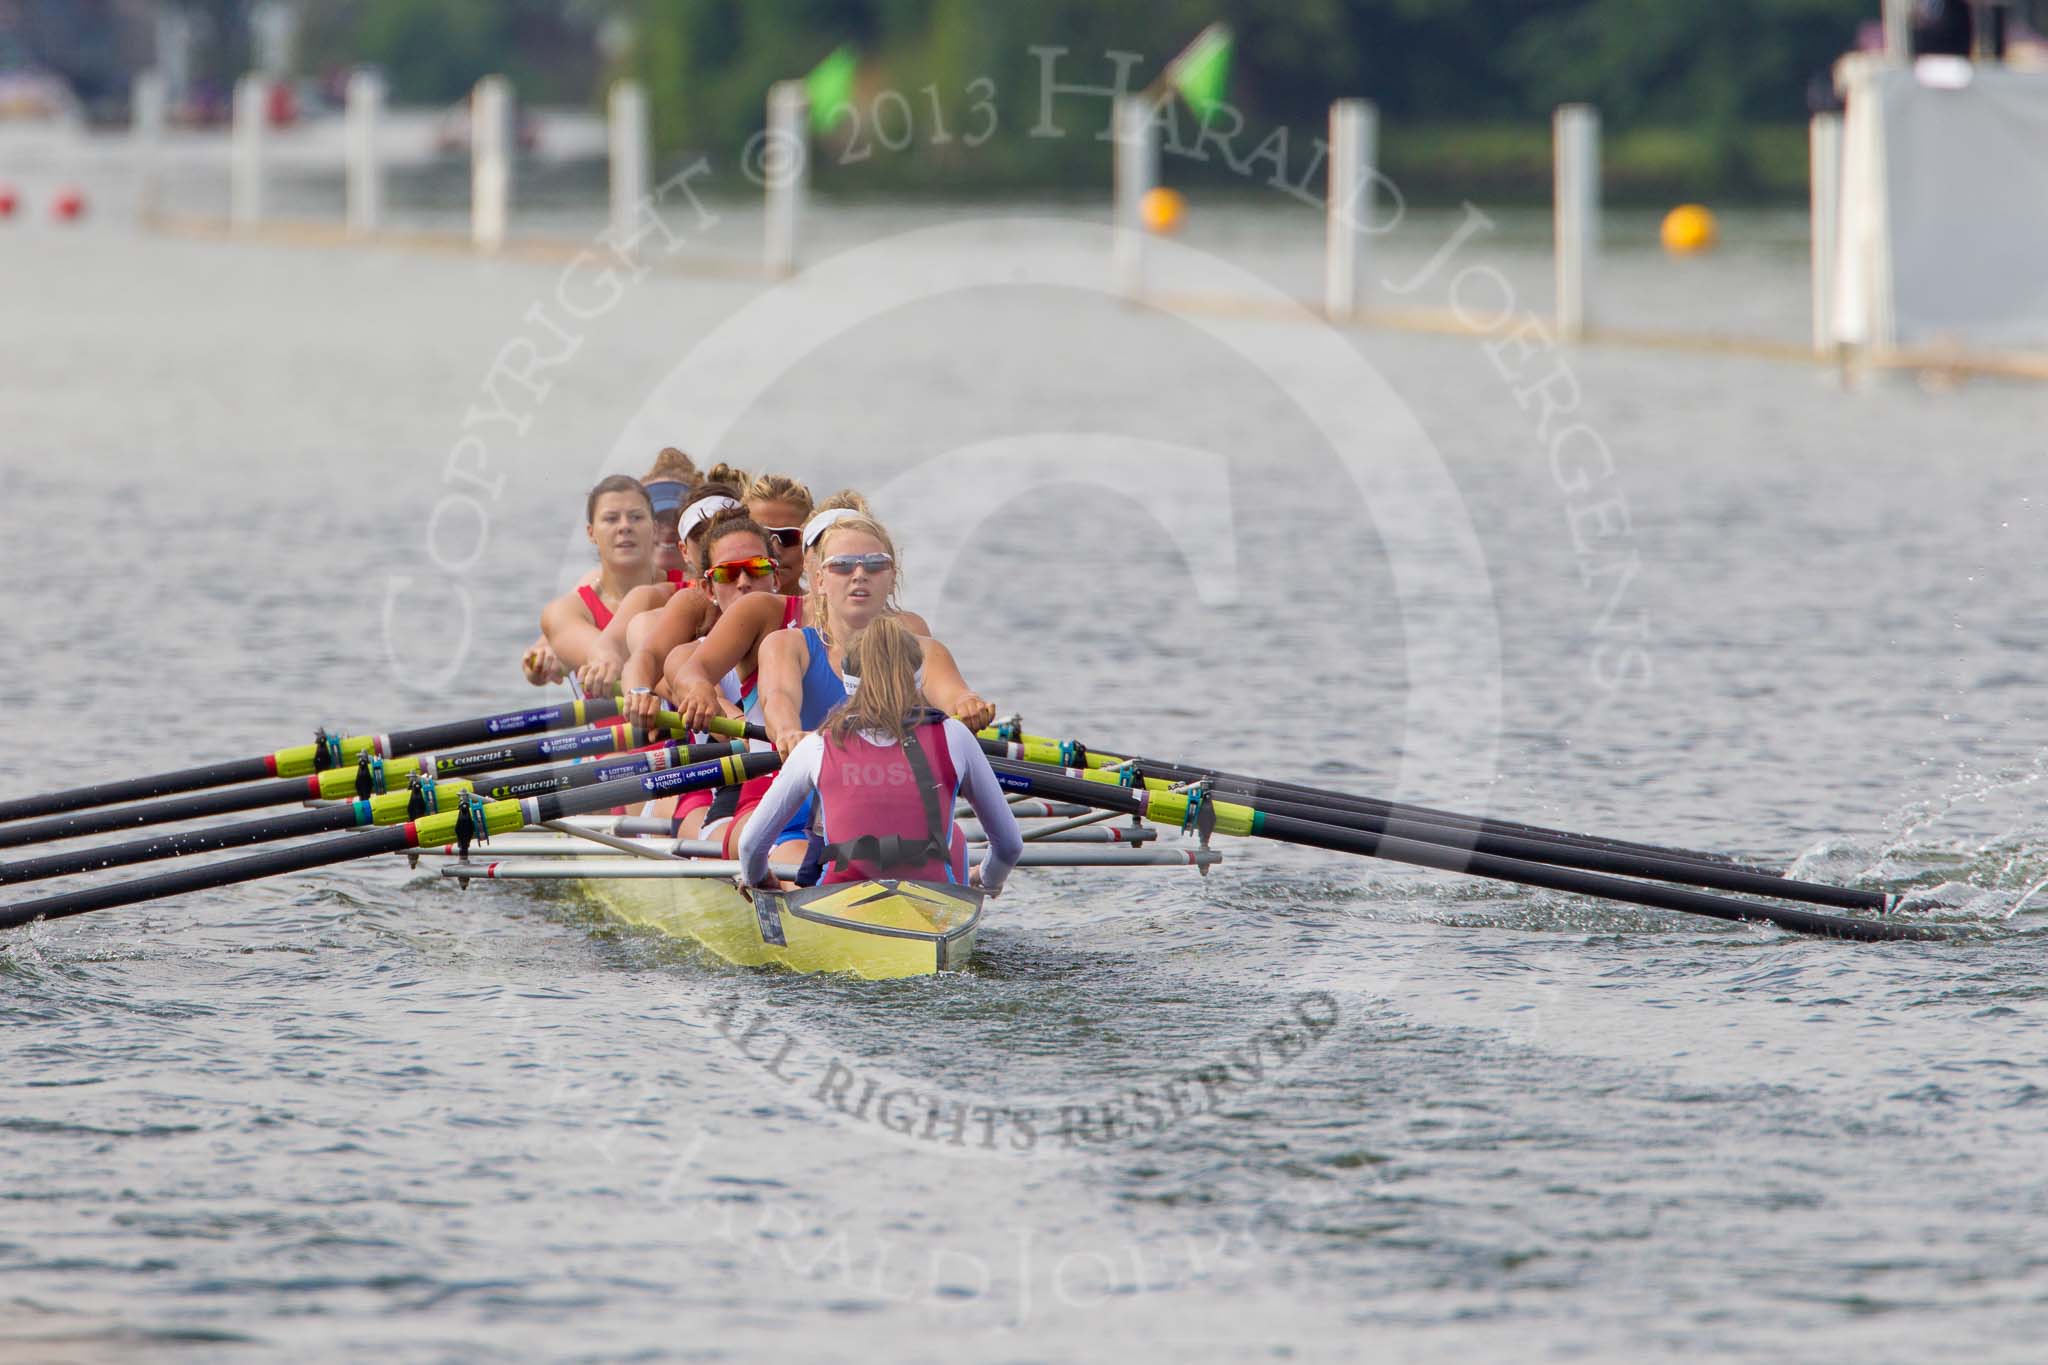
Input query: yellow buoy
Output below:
<box><xmin>1661</xmin><ymin>204</ymin><xmax>1718</xmax><ymax>255</ymax></box>
<box><xmin>1140</xmin><ymin>186</ymin><xmax>1185</xmax><ymax>235</ymax></box>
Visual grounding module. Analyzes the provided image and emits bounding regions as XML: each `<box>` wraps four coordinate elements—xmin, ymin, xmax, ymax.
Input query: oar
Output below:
<box><xmin>0</xmin><ymin>711</ymin><xmax>756</xmax><ymax>851</ymax></box>
<box><xmin>980</xmin><ymin>725</ymin><xmax>1770</xmax><ymax>875</ymax></box>
<box><xmin>1159</xmin><ymin>782</ymin><xmax>1888</xmax><ymax>913</ymax></box>
<box><xmin>0</xmin><ymin>752</ymin><xmax>779</xmax><ymax>931</ymax></box>
<box><xmin>986</xmin><ymin>758</ymin><xmax>1950</xmax><ymax>944</ymax></box>
<box><xmin>0</xmin><ymin>698</ymin><xmax>634</xmax><ymax>825</ymax></box>
<box><xmin>0</xmin><ymin>739</ymin><xmax>750</xmax><ymax>886</ymax></box>
<box><xmin>985</xmin><ymin>744</ymin><xmax>1887</xmax><ymax>914</ymax></box>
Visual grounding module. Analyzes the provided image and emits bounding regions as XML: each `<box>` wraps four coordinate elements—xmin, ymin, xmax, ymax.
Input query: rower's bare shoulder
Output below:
<box><xmin>758</xmin><ymin>627</ymin><xmax>806</xmax><ymax>670</ymax></box>
<box><xmin>898</xmin><ymin>609</ymin><xmax>932</xmax><ymax>635</ymax></box>
<box><xmin>660</xmin><ymin>583</ymin><xmax>712</xmax><ymax>623</ymax></box>
<box><xmin>616</xmin><ymin>583</ymin><xmax>669</xmax><ymax>614</ymax></box>
<box><xmin>540</xmin><ymin>590</ymin><xmax>585</xmax><ymax>632</ymax></box>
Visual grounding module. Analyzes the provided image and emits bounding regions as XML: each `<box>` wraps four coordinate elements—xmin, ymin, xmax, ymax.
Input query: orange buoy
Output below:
<box><xmin>51</xmin><ymin>187</ymin><xmax>87</xmax><ymax>222</ymax></box>
<box><xmin>0</xmin><ymin>185</ymin><xmax>17</xmax><ymax>219</ymax></box>
<box><xmin>1660</xmin><ymin>204</ymin><xmax>1717</xmax><ymax>255</ymax></box>
<box><xmin>1140</xmin><ymin>186</ymin><xmax>1186</xmax><ymax>235</ymax></box>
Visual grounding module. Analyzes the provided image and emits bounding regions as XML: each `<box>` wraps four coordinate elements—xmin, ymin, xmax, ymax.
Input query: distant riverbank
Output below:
<box><xmin>802</xmin><ymin>118</ymin><xmax>1815</xmax><ymax>206</ymax></box>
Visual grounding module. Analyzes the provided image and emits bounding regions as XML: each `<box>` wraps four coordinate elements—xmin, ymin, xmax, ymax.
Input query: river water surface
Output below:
<box><xmin>3</xmin><ymin>143</ymin><xmax>2048</xmax><ymax>1363</ymax></box>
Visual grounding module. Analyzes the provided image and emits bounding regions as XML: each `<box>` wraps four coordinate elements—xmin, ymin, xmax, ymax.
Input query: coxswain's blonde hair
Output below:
<box><xmin>742</xmin><ymin>472</ymin><xmax>814</xmax><ymax>520</ymax></box>
<box><xmin>824</xmin><ymin>616</ymin><xmax>926</xmax><ymax>745</ymax></box>
<box><xmin>642</xmin><ymin>447</ymin><xmax>698</xmax><ymax>484</ymax></box>
<box><xmin>808</xmin><ymin>514</ymin><xmax>901</xmax><ymax>634</ymax></box>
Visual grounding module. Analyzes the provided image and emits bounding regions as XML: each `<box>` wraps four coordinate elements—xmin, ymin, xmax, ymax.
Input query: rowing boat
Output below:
<box><xmin>429</xmin><ymin>809</ymin><xmax>1223</xmax><ymax>977</ymax></box>
<box><xmin>579</xmin><ymin>870</ymin><xmax>981</xmax><ymax>979</ymax></box>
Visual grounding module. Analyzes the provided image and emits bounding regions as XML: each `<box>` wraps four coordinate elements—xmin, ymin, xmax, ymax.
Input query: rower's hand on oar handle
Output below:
<box><xmin>969</xmin><ymin>863</ymin><xmax>1003</xmax><ymax>898</ymax></box>
<box><xmin>621</xmin><ymin>686</ymin><xmax>664</xmax><ymax>727</ymax></box>
<box><xmin>770</xmin><ymin>726</ymin><xmax>809</xmax><ymax>760</ymax></box>
<box><xmin>950</xmin><ymin>692</ymin><xmax>995</xmax><ymax>733</ymax></box>
<box><xmin>672</xmin><ymin>680</ymin><xmax>724</xmax><ymax>731</ymax></box>
<box><xmin>521</xmin><ymin>639</ymin><xmax>566</xmax><ymax>686</ymax></box>
<box><xmin>575</xmin><ymin>653</ymin><xmax>625</xmax><ymax>698</ymax></box>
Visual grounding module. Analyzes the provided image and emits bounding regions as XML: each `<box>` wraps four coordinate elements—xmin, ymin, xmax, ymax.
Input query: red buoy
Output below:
<box><xmin>51</xmin><ymin>187</ymin><xmax>86</xmax><ymax>222</ymax></box>
<box><xmin>0</xmin><ymin>185</ymin><xmax>17</xmax><ymax>219</ymax></box>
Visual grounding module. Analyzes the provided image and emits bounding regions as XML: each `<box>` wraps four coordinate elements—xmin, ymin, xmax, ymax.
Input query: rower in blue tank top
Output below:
<box><xmin>669</xmin><ymin>511</ymin><xmax>995</xmax><ymax>878</ymax></box>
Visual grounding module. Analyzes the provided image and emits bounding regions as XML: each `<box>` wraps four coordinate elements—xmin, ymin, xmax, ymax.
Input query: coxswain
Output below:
<box><xmin>736</xmin><ymin>616</ymin><xmax>1021</xmax><ymax>894</ymax></box>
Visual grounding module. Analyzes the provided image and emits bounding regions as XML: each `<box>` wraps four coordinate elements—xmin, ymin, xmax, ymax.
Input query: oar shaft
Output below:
<box><xmin>0</xmin><ymin>718</ymin><xmax>733</xmax><ymax>851</ymax></box>
<box><xmin>1229</xmin><ymin>790</ymin><xmax>1887</xmax><ymax>913</ymax></box>
<box><xmin>0</xmin><ymin>756</ymin><xmax>277</xmax><ymax>826</ymax></box>
<box><xmin>0</xmin><ymin>751</ymin><xmax>778</xmax><ymax>931</ymax></box>
<box><xmin>1249</xmin><ymin>810</ymin><xmax>1942</xmax><ymax>943</ymax></box>
<box><xmin>0</xmin><ymin>803</ymin><xmax>371</xmax><ymax>886</ymax></box>
<box><xmin>0</xmin><ymin>776</ymin><xmax>313</xmax><ymax>851</ymax></box>
<box><xmin>982</xmin><ymin>734</ymin><xmax>1769</xmax><ymax>875</ymax></box>
<box><xmin>0</xmin><ymin>739</ymin><xmax>748</xmax><ymax>886</ymax></box>
<box><xmin>986</xmin><ymin>759</ymin><xmax>1945</xmax><ymax>944</ymax></box>
<box><xmin>0</xmin><ymin>698</ymin><xmax>633</xmax><ymax>826</ymax></box>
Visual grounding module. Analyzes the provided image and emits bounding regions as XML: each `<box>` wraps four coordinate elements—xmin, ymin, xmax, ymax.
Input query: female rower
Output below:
<box><xmin>597</xmin><ymin>472</ymin><xmax>813</xmax><ymax>699</ymax></box>
<box><xmin>666</xmin><ymin>512</ymin><xmax>993</xmax><ymax>867</ymax></box>
<box><xmin>539</xmin><ymin>475</ymin><xmax>676</xmax><ymax>686</ymax></box>
<box><xmin>737</xmin><ymin>617</ymin><xmax>1020</xmax><ymax>895</ymax></box>
<box><xmin>641</xmin><ymin>446</ymin><xmax>698</xmax><ymax>580</ymax></box>
<box><xmin>741</xmin><ymin>472</ymin><xmax>814</xmax><ymax>596</ymax></box>
<box><xmin>522</xmin><ymin>449</ymin><xmax>694</xmax><ymax>687</ymax></box>
<box><xmin>630</xmin><ymin>507</ymin><xmax>791</xmax><ymax>837</ymax></box>
<box><xmin>572</xmin><ymin>479</ymin><xmax>744</xmax><ymax>696</ymax></box>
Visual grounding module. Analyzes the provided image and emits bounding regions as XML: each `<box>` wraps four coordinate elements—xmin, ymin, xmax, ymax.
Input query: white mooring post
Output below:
<box><xmin>229</xmin><ymin>75</ymin><xmax>267</xmax><ymax>229</ymax></box>
<box><xmin>344</xmin><ymin>69</ymin><xmax>384</xmax><ymax>236</ymax></box>
<box><xmin>763</xmin><ymin>81</ymin><xmax>807</xmax><ymax>276</ymax></box>
<box><xmin>1809</xmin><ymin>112</ymin><xmax>1844</xmax><ymax>355</ymax></box>
<box><xmin>132</xmin><ymin>68</ymin><xmax>165</xmax><ymax>223</ymax></box>
<box><xmin>1324</xmin><ymin>99</ymin><xmax>1378</xmax><ymax>321</ymax></box>
<box><xmin>471</xmin><ymin>75</ymin><xmax>512</xmax><ymax>252</ymax></box>
<box><xmin>1112</xmin><ymin>95</ymin><xmax>1158</xmax><ymax>300</ymax></box>
<box><xmin>609</xmin><ymin>81</ymin><xmax>650</xmax><ymax>251</ymax></box>
<box><xmin>1553</xmin><ymin>104</ymin><xmax>1600</xmax><ymax>342</ymax></box>
<box><xmin>1882</xmin><ymin>0</ymin><xmax>1914</xmax><ymax>62</ymax></box>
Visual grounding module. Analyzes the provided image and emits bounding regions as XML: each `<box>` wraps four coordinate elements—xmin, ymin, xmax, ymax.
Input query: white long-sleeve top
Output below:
<box><xmin>736</xmin><ymin>718</ymin><xmax>1024</xmax><ymax>893</ymax></box>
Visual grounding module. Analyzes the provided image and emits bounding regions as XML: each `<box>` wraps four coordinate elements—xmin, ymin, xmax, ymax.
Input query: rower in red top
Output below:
<box><xmin>522</xmin><ymin>449</ymin><xmax>694</xmax><ymax>687</ymax></box>
<box><xmin>538</xmin><ymin>475</ymin><xmax>675</xmax><ymax>694</ymax></box>
<box><xmin>736</xmin><ymin>616</ymin><xmax>1022</xmax><ymax>893</ymax></box>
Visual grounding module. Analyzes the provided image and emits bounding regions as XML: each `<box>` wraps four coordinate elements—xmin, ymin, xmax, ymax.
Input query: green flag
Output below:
<box><xmin>805</xmin><ymin>45</ymin><xmax>857</xmax><ymax>134</ymax></box>
<box><xmin>1172</xmin><ymin>26</ymin><xmax>1232</xmax><ymax>122</ymax></box>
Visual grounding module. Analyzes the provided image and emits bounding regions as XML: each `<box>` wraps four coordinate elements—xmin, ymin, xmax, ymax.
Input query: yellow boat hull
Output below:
<box><xmin>575</xmin><ymin>874</ymin><xmax>982</xmax><ymax>980</ymax></box>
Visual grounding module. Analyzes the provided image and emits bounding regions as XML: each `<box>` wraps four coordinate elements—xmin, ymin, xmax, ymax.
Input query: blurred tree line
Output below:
<box><xmin>280</xmin><ymin>0</ymin><xmax>1940</xmax><ymax>196</ymax></box>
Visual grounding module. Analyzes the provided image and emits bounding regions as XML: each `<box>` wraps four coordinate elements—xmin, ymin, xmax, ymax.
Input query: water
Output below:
<box><xmin>3</xmin><ymin>133</ymin><xmax>2048</xmax><ymax>1362</ymax></box>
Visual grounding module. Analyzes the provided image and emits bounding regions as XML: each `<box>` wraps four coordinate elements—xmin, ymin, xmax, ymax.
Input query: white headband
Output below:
<box><xmin>801</xmin><ymin>506</ymin><xmax>862</xmax><ymax>549</ymax></box>
<box><xmin>676</xmin><ymin>495</ymin><xmax>742</xmax><ymax>542</ymax></box>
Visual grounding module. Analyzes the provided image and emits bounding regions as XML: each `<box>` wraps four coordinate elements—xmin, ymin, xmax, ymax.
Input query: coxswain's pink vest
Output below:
<box><xmin>813</xmin><ymin>718</ymin><xmax>966</xmax><ymax>884</ymax></box>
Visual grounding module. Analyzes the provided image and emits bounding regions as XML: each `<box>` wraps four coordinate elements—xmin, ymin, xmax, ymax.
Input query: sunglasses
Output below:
<box><xmin>705</xmin><ymin>556</ymin><xmax>780</xmax><ymax>584</ymax></box>
<box><xmin>763</xmin><ymin>526</ymin><xmax>803</xmax><ymax>549</ymax></box>
<box><xmin>823</xmin><ymin>553</ymin><xmax>895</xmax><ymax>576</ymax></box>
